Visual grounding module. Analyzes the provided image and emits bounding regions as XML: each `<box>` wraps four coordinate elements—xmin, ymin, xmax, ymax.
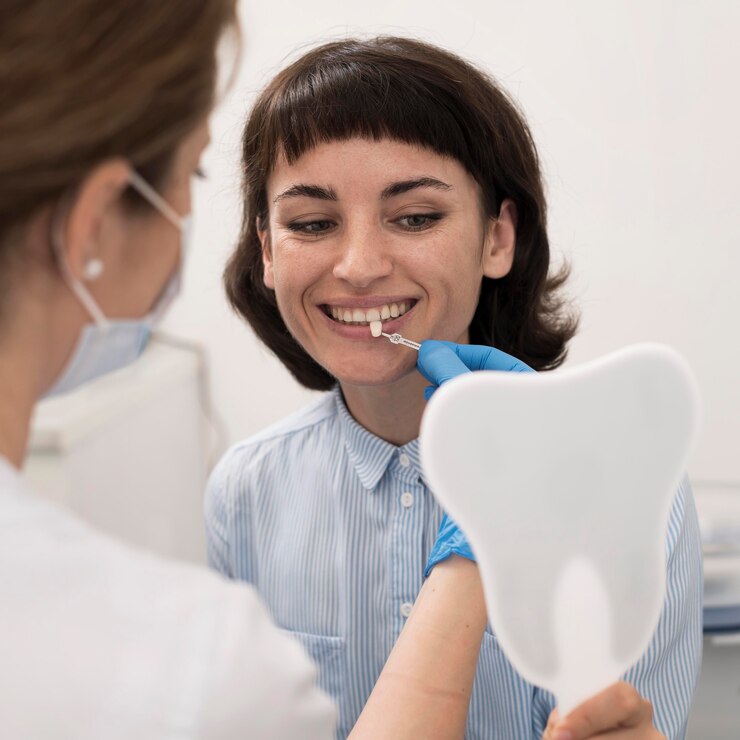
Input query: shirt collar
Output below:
<box><xmin>333</xmin><ymin>387</ymin><xmax>422</xmax><ymax>491</ymax></box>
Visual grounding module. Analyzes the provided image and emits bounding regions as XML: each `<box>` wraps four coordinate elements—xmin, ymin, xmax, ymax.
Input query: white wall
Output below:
<box><xmin>162</xmin><ymin>0</ymin><xmax>740</xmax><ymax>485</ymax></box>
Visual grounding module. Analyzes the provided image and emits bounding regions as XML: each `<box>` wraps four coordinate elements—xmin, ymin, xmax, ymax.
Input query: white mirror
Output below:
<box><xmin>420</xmin><ymin>344</ymin><xmax>700</xmax><ymax>713</ymax></box>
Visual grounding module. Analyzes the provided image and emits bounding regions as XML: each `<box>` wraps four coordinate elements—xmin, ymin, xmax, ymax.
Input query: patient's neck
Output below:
<box><xmin>340</xmin><ymin>370</ymin><xmax>429</xmax><ymax>446</ymax></box>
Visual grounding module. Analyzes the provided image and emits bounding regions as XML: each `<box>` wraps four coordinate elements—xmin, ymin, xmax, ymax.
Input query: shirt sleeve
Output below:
<box><xmin>199</xmin><ymin>582</ymin><xmax>337</xmax><ymax>740</ymax></box>
<box><xmin>531</xmin><ymin>477</ymin><xmax>703</xmax><ymax>740</ymax></box>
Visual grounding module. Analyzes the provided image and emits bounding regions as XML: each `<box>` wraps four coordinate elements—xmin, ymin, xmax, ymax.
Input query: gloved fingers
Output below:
<box><xmin>417</xmin><ymin>341</ymin><xmax>471</xmax><ymax>386</ymax></box>
<box><xmin>419</xmin><ymin>340</ymin><xmax>534</xmax><ymax>381</ymax></box>
<box><xmin>424</xmin><ymin>385</ymin><xmax>436</xmax><ymax>401</ymax></box>
<box><xmin>451</xmin><ymin>343</ymin><xmax>534</xmax><ymax>373</ymax></box>
<box><xmin>418</xmin><ymin>339</ymin><xmax>495</xmax><ymax>372</ymax></box>
<box><xmin>418</xmin><ymin>341</ymin><xmax>535</xmax><ymax>400</ymax></box>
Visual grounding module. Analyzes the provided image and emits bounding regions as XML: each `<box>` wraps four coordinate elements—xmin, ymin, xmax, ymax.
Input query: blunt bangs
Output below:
<box><xmin>253</xmin><ymin>39</ymin><xmax>501</xmax><ymax>220</ymax></box>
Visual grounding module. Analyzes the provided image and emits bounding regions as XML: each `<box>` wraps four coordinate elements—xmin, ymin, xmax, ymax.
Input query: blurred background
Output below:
<box><xmin>25</xmin><ymin>2</ymin><xmax>740</xmax><ymax>736</ymax></box>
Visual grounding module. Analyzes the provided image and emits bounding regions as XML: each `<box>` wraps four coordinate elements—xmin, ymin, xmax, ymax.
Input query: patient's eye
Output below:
<box><xmin>287</xmin><ymin>220</ymin><xmax>335</xmax><ymax>235</ymax></box>
<box><xmin>396</xmin><ymin>213</ymin><xmax>443</xmax><ymax>231</ymax></box>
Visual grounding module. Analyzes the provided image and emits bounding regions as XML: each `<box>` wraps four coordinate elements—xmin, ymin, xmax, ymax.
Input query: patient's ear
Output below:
<box><xmin>257</xmin><ymin>220</ymin><xmax>275</xmax><ymax>290</ymax></box>
<box><xmin>482</xmin><ymin>198</ymin><xmax>517</xmax><ymax>280</ymax></box>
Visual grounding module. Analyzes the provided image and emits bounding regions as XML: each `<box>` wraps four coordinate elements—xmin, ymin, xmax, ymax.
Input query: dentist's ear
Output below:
<box><xmin>257</xmin><ymin>218</ymin><xmax>275</xmax><ymax>290</ymax></box>
<box><xmin>61</xmin><ymin>158</ymin><xmax>131</xmax><ymax>282</ymax></box>
<box><xmin>482</xmin><ymin>198</ymin><xmax>517</xmax><ymax>280</ymax></box>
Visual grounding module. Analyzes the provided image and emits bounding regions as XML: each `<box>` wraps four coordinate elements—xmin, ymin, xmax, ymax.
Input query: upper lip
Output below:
<box><xmin>319</xmin><ymin>296</ymin><xmax>419</xmax><ymax>309</ymax></box>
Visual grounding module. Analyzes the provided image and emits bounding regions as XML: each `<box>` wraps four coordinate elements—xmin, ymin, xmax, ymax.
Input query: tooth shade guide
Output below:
<box><xmin>381</xmin><ymin>332</ymin><xmax>421</xmax><ymax>351</ymax></box>
<box><xmin>370</xmin><ymin>321</ymin><xmax>382</xmax><ymax>337</ymax></box>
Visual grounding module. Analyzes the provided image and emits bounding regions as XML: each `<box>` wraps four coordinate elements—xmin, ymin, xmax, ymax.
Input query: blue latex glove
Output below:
<box><xmin>420</xmin><ymin>340</ymin><xmax>535</xmax><ymax>577</ymax></box>
<box><xmin>418</xmin><ymin>340</ymin><xmax>533</xmax><ymax>400</ymax></box>
<box><xmin>424</xmin><ymin>514</ymin><xmax>477</xmax><ymax>577</ymax></box>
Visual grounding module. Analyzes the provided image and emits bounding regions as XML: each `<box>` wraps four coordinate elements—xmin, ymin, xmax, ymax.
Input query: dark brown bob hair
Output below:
<box><xmin>225</xmin><ymin>36</ymin><xmax>578</xmax><ymax>390</ymax></box>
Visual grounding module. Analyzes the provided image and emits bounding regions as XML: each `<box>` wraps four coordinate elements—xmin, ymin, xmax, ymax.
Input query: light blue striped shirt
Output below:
<box><xmin>205</xmin><ymin>386</ymin><xmax>702</xmax><ymax>739</ymax></box>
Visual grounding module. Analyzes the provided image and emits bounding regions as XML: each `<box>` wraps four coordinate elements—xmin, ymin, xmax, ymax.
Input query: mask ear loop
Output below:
<box><xmin>51</xmin><ymin>193</ymin><xmax>110</xmax><ymax>330</ymax></box>
<box><xmin>128</xmin><ymin>169</ymin><xmax>192</xmax><ymax>315</ymax></box>
<box><xmin>128</xmin><ymin>170</ymin><xmax>184</xmax><ymax>230</ymax></box>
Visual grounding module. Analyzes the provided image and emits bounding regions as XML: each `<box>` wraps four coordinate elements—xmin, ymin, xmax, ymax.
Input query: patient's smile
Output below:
<box><xmin>318</xmin><ymin>298</ymin><xmax>419</xmax><ymax>344</ymax></box>
<box><xmin>323</xmin><ymin>299</ymin><xmax>416</xmax><ymax>325</ymax></box>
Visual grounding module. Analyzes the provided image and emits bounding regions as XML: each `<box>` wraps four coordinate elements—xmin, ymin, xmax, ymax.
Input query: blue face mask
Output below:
<box><xmin>45</xmin><ymin>171</ymin><xmax>192</xmax><ymax>397</ymax></box>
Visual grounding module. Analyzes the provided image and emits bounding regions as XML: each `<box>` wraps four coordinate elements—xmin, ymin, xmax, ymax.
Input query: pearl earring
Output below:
<box><xmin>83</xmin><ymin>258</ymin><xmax>104</xmax><ymax>281</ymax></box>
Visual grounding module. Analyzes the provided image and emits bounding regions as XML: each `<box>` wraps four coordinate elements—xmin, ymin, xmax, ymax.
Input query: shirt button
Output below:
<box><xmin>400</xmin><ymin>602</ymin><xmax>414</xmax><ymax>618</ymax></box>
<box><xmin>401</xmin><ymin>492</ymin><xmax>414</xmax><ymax>508</ymax></box>
<box><xmin>399</xmin><ymin>453</ymin><xmax>410</xmax><ymax>468</ymax></box>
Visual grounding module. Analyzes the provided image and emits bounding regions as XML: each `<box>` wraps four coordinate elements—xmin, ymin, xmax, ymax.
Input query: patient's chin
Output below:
<box><xmin>329</xmin><ymin>358</ymin><xmax>418</xmax><ymax>390</ymax></box>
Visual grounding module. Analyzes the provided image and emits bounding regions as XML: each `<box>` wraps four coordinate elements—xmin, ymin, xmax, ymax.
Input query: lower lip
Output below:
<box><xmin>319</xmin><ymin>303</ymin><xmax>418</xmax><ymax>341</ymax></box>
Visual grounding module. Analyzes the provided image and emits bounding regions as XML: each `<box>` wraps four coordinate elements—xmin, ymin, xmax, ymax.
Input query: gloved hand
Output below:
<box><xmin>421</xmin><ymin>340</ymin><xmax>535</xmax><ymax>577</ymax></box>
<box><xmin>418</xmin><ymin>340</ymin><xmax>533</xmax><ymax>400</ymax></box>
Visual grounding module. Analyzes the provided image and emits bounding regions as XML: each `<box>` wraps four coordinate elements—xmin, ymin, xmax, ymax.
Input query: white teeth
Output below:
<box><xmin>328</xmin><ymin>301</ymin><xmax>414</xmax><ymax>323</ymax></box>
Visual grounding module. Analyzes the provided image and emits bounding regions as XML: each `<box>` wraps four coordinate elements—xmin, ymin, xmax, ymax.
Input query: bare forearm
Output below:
<box><xmin>349</xmin><ymin>557</ymin><xmax>487</xmax><ymax>740</ymax></box>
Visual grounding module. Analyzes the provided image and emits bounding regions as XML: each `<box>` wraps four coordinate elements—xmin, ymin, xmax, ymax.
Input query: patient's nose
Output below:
<box><xmin>332</xmin><ymin>235</ymin><xmax>392</xmax><ymax>288</ymax></box>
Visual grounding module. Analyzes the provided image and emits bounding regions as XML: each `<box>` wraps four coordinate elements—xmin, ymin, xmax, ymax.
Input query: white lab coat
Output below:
<box><xmin>0</xmin><ymin>457</ymin><xmax>336</xmax><ymax>739</ymax></box>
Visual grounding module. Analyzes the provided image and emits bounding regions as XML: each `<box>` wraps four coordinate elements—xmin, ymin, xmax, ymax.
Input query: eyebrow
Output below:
<box><xmin>272</xmin><ymin>177</ymin><xmax>453</xmax><ymax>205</ymax></box>
<box><xmin>273</xmin><ymin>184</ymin><xmax>338</xmax><ymax>204</ymax></box>
<box><xmin>380</xmin><ymin>177</ymin><xmax>453</xmax><ymax>199</ymax></box>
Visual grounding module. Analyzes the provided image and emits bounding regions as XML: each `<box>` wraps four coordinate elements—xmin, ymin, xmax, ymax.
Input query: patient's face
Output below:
<box><xmin>260</xmin><ymin>137</ymin><xmax>511</xmax><ymax>387</ymax></box>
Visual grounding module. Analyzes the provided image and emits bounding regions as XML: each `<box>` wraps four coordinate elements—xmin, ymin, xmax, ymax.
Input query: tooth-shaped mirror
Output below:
<box><xmin>419</xmin><ymin>344</ymin><xmax>700</xmax><ymax>714</ymax></box>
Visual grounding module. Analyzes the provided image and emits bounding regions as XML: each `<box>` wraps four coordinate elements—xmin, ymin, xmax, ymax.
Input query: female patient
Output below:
<box><xmin>206</xmin><ymin>37</ymin><xmax>701</xmax><ymax>739</ymax></box>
